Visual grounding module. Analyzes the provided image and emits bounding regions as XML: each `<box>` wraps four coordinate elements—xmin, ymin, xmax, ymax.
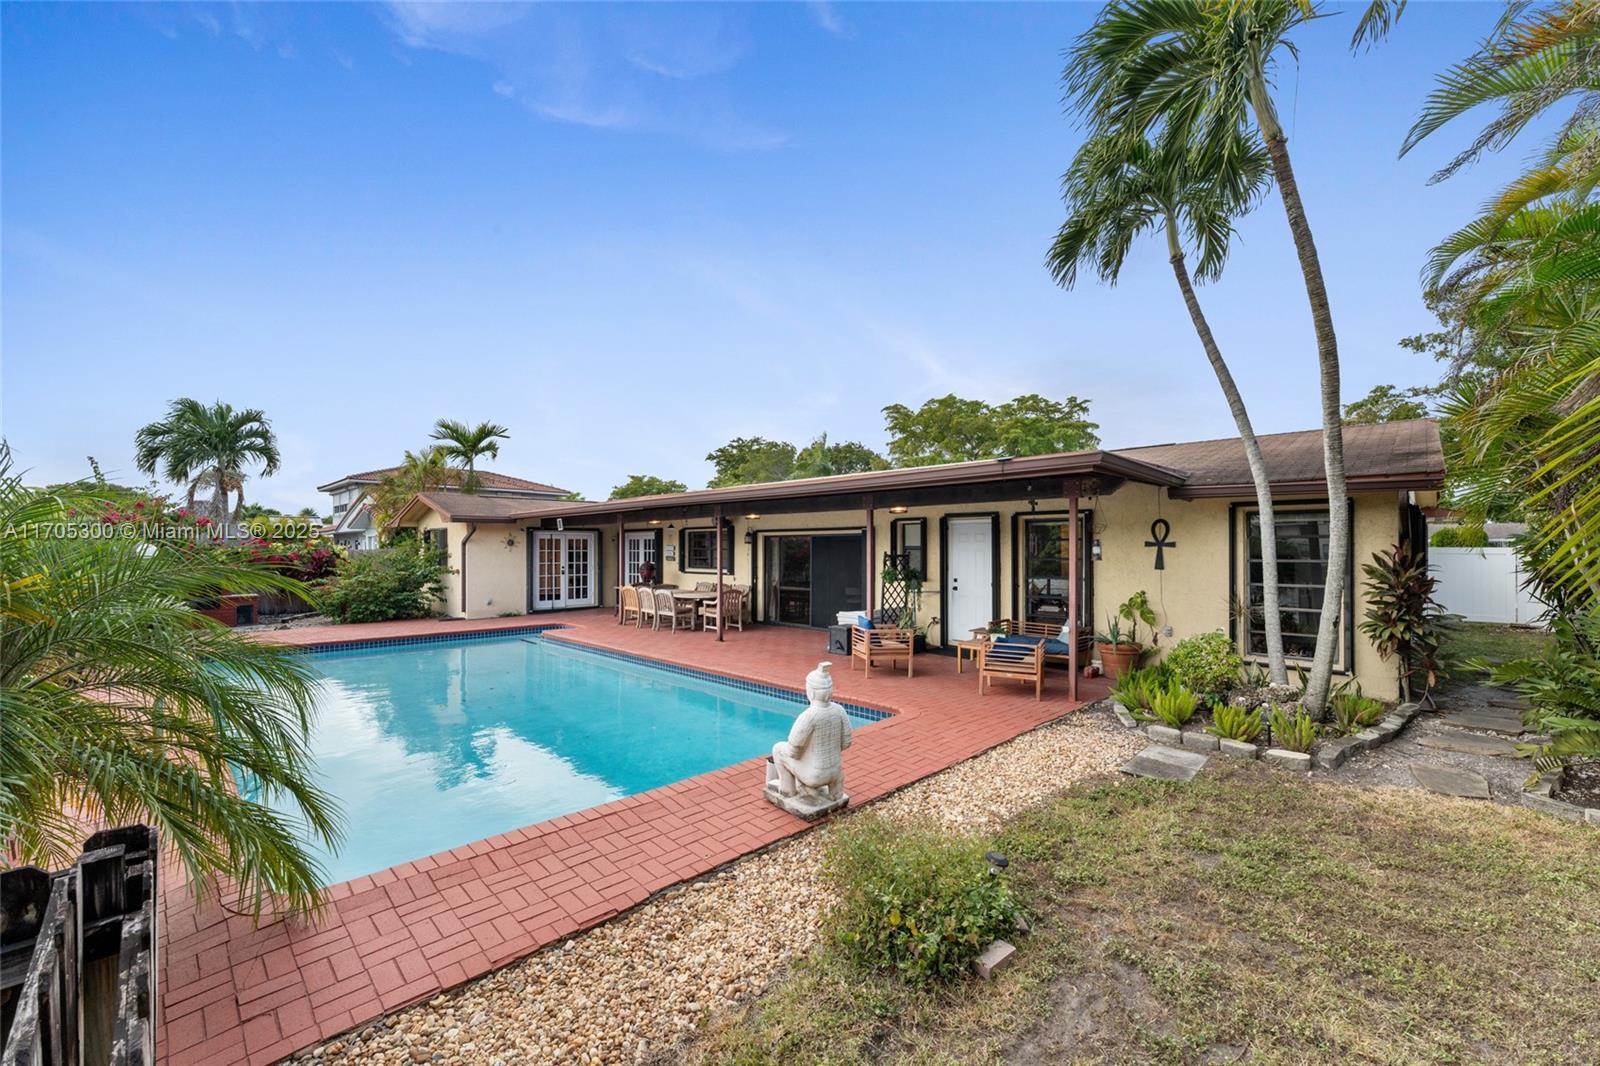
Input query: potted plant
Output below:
<box><xmin>1095</xmin><ymin>590</ymin><xmax>1158</xmax><ymax>680</ymax></box>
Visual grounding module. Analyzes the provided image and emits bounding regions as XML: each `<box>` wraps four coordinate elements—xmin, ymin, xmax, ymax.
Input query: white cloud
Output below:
<box><xmin>379</xmin><ymin>3</ymin><xmax>786</xmax><ymax>152</ymax></box>
<box><xmin>808</xmin><ymin>2</ymin><xmax>853</xmax><ymax>39</ymax></box>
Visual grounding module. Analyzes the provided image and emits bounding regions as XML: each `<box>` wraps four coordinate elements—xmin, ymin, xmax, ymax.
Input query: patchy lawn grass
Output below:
<box><xmin>688</xmin><ymin>764</ymin><xmax>1600</xmax><ymax>1066</ymax></box>
<box><xmin>1442</xmin><ymin>620</ymin><xmax>1554</xmax><ymax>672</ymax></box>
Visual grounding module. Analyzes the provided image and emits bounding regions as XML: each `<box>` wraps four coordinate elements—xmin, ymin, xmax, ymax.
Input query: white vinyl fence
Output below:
<box><xmin>1430</xmin><ymin>546</ymin><xmax>1547</xmax><ymax>625</ymax></box>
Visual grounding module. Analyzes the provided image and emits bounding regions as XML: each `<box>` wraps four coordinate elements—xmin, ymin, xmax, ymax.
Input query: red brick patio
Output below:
<box><xmin>159</xmin><ymin>611</ymin><xmax>1107</xmax><ymax>1065</ymax></box>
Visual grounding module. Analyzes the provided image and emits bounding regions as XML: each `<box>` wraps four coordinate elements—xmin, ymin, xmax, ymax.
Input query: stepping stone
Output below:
<box><xmin>1121</xmin><ymin>744</ymin><xmax>1208</xmax><ymax>782</ymax></box>
<box><xmin>1417</xmin><ymin>731</ymin><xmax>1519</xmax><ymax>757</ymax></box>
<box><xmin>1442</xmin><ymin>710</ymin><xmax>1525</xmax><ymax>735</ymax></box>
<box><xmin>1487</xmin><ymin>698</ymin><xmax>1530</xmax><ymax>711</ymax></box>
<box><xmin>1410</xmin><ymin>764</ymin><xmax>1491</xmax><ymax>800</ymax></box>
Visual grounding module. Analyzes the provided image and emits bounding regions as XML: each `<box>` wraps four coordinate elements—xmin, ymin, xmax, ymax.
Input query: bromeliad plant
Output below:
<box><xmin>0</xmin><ymin>447</ymin><xmax>342</xmax><ymax>916</ymax></box>
<box><xmin>1329</xmin><ymin>684</ymin><xmax>1387</xmax><ymax>736</ymax></box>
<box><xmin>1268</xmin><ymin>703</ymin><xmax>1317</xmax><ymax>754</ymax></box>
<box><xmin>1359</xmin><ymin>541</ymin><xmax>1448</xmax><ymax>703</ymax></box>
<box><xmin>1136</xmin><ymin>678</ymin><xmax>1198</xmax><ymax>729</ymax></box>
<box><xmin>1208</xmin><ymin>702</ymin><xmax>1264</xmax><ymax>743</ymax></box>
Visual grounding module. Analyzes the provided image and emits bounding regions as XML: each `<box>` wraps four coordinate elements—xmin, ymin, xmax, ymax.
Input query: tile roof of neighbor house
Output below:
<box><xmin>1117</xmin><ymin>418</ymin><xmax>1445</xmax><ymax>498</ymax></box>
<box><xmin>316</xmin><ymin>467</ymin><xmax>570</xmax><ymax>495</ymax></box>
<box><xmin>402</xmin><ymin>491</ymin><xmax>578</xmax><ymax>524</ymax></box>
<box><xmin>501</xmin><ymin>419</ymin><xmax>1445</xmax><ymax>522</ymax></box>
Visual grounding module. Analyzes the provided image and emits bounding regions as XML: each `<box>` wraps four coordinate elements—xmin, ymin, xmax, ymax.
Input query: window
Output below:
<box><xmin>1021</xmin><ymin>516</ymin><xmax>1091</xmax><ymax>631</ymax></box>
<box><xmin>1247</xmin><ymin>510</ymin><xmax>1330</xmax><ymax>659</ymax></box>
<box><xmin>891</xmin><ymin>518</ymin><xmax>926</xmax><ymax>580</ymax></box>
<box><xmin>681</xmin><ymin>523</ymin><xmax>734</xmax><ymax>572</ymax></box>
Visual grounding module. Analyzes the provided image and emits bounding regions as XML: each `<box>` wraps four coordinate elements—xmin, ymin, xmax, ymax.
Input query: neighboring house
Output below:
<box><xmin>318</xmin><ymin>468</ymin><xmax>570</xmax><ymax>551</ymax></box>
<box><xmin>390</xmin><ymin>420</ymin><xmax>1446</xmax><ymax>702</ymax></box>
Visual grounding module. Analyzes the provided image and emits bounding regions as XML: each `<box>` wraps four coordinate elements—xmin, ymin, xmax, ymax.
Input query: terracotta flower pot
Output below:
<box><xmin>1097</xmin><ymin>642</ymin><xmax>1142</xmax><ymax>680</ymax></box>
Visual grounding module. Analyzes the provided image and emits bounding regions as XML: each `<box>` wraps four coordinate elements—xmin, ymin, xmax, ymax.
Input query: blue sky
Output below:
<box><xmin>3</xmin><ymin>2</ymin><xmax>1521</xmax><ymax>510</ymax></box>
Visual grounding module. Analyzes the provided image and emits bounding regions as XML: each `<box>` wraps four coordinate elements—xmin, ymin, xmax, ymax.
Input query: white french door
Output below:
<box><xmin>623</xmin><ymin>531</ymin><xmax>657</xmax><ymax>586</ymax></box>
<box><xmin>946</xmin><ymin>517</ymin><xmax>994</xmax><ymax>641</ymax></box>
<box><xmin>531</xmin><ymin>531</ymin><xmax>598</xmax><ymax>611</ymax></box>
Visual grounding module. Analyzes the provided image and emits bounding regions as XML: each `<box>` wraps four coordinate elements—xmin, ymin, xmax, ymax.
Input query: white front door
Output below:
<box><xmin>623</xmin><ymin>531</ymin><xmax>657</xmax><ymax>585</ymax></box>
<box><xmin>532</xmin><ymin>531</ymin><xmax>598</xmax><ymax>610</ymax></box>
<box><xmin>946</xmin><ymin>517</ymin><xmax>993</xmax><ymax>641</ymax></box>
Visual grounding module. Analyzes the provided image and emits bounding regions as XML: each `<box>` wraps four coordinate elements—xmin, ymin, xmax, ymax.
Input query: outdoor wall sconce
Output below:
<box><xmin>744</xmin><ymin>531</ymin><xmax>755</xmax><ymax>544</ymax></box>
<box><xmin>1092</xmin><ymin>539</ymin><xmax>1103</xmax><ymax>561</ymax></box>
<box><xmin>888</xmin><ymin>505</ymin><xmax>909</xmax><ymax>514</ymax></box>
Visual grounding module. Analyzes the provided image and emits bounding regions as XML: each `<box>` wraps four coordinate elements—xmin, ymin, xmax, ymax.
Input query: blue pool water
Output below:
<box><xmin>260</xmin><ymin>632</ymin><xmax>876</xmax><ymax>884</ymax></box>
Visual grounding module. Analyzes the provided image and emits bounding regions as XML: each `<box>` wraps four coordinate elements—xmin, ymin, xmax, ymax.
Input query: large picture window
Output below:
<box><xmin>1247</xmin><ymin>510</ymin><xmax>1329</xmax><ymax>659</ymax></box>
<box><xmin>681</xmin><ymin>523</ymin><xmax>734</xmax><ymax>573</ymax></box>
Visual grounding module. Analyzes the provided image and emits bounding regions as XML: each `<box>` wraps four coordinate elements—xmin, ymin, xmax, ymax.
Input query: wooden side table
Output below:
<box><xmin>952</xmin><ymin>637</ymin><xmax>989</xmax><ymax>674</ymax></box>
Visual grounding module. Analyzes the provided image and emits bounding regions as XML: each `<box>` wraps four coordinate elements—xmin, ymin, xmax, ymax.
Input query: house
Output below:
<box><xmin>390</xmin><ymin>419</ymin><xmax>1445</xmax><ymax>701</ymax></box>
<box><xmin>318</xmin><ymin>467</ymin><xmax>571</xmax><ymax>550</ymax></box>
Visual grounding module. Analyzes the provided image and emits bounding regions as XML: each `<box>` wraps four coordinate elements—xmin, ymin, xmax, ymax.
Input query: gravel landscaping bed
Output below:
<box><xmin>296</xmin><ymin>707</ymin><xmax>1141</xmax><ymax>1066</ymax></box>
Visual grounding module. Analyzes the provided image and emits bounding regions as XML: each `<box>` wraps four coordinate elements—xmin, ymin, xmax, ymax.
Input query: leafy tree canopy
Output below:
<box><xmin>882</xmin><ymin>393</ymin><xmax>1100</xmax><ymax>467</ymax></box>
<box><xmin>706</xmin><ymin>435</ymin><xmax>889</xmax><ymax>487</ymax></box>
<box><xmin>1342</xmin><ymin>384</ymin><xmax>1431</xmax><ymax>425</ymax></box>
<box><xmin>610</xmin><ymin>474</ymin><xmax>688</xmax><ymax>499</ymax></box>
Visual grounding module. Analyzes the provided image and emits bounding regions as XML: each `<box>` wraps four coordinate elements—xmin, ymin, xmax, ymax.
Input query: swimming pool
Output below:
<box><xmin>255</xmin><ymin>631</ymin><xmax>879</xmax><ymax>884</ymax></box>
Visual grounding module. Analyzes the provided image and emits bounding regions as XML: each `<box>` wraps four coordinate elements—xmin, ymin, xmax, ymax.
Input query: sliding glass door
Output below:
<box><xmin>761</xmin><ymin>533</ymin><xmax>865</xmax><ymax>627</ymax></box>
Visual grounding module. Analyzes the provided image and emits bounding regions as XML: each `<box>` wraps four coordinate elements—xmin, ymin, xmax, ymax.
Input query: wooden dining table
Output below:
<box><xmin>670</xmin><ymin>589</ymin><xmax>719</xmax><ymax>629</ymax></box>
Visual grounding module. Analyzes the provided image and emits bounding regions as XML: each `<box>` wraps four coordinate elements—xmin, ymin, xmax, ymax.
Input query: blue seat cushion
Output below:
<box><xmin>997</xmin><ymin>634</ymin><xmax>1070</xmax><ymax>656</ymax></box>
<box><xmin>857</xmin><ymin>615</ymin><xmax>874</xmax><ymax>630</ymax></box>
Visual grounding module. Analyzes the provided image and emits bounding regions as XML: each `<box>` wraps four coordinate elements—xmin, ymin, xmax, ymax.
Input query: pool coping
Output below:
<box><xmin>160</xmin><ymin>613</ymin><xmax>1102</xmax><ymax>1065</ymax></box>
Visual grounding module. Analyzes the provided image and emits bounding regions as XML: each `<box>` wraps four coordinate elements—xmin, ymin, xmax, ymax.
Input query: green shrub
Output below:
<box><xmin>1208</xmin><ymin>702</ymin><xmax>1264</xmax><ymax>742</ymax></box>
<box><xmin>1135</xmin><ymin>678</ymin><xmax>1198</xmax><ymax>728</ymax></box>
<box><xmin>1430</xmin><ymin>524</ymin><xmax>1489</xmax><ymax>548</ymax></box>
<box><xmin>318</xmin><ymin>545</ymin><xmax>448</xmax><ymax>624</ymax></box>
<box><xmin>825</xmin><ymin>816</ymin><xmax>1023</xmax><ymax>987</ymax></box>
<box><xmin>1268</xmin><ymin>703</ymin><xmax>1317</xmax><ymax>753</ymax></box>
<box><xmin>1164</xmin><ymin>631</ymin><xmax>1244</xmax><ymax>699</ymax></box>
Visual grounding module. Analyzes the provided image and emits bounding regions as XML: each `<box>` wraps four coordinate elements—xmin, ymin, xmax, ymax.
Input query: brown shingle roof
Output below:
<box><xmin>1115</xmin><ymin>419</ymin><xmax>1444</xmax><ymax>498</ymax></box>
<box><xmin>317</xmin><ymin>467</ymin><xmax>569</xmax><ymax>495</ymax></box>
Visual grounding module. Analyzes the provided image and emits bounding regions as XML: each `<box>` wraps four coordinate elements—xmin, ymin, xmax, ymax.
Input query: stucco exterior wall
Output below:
<box><xmin>406</xmin><ymin>486</ymin><xmax>1414</xmax><ymax>699</ymax></box>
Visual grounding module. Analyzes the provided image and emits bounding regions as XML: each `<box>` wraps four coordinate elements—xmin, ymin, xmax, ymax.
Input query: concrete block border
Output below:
<box><xmin>1108</xmin><ymin>700</ymin><xmax>1426</xmax><ymax>774</ymax></box>
<box><xmin>1521</xmin><ymin>766</ymin><xmax>1600</xmax><ymax>827</ymax></box>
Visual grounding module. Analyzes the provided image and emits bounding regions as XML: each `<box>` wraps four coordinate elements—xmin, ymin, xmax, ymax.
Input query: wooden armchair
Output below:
<box><xmin>982</xmin><ymin>618</ymin><xmax>1083</xmax><ymax>668</ymax></box>
<box><xmin>653</xmin><ymin>588</ymin><xmax>696</xmax><ymax>632</ymax></box>
<box><xmin>637</xmin><ymin>586</ymin><xmax>658</xmax><ymax>628</ymax></box>
<box><xmin>850</xmin><ymin>624</ymin><xmax>915</xmax><ymax>677</ymax></box>
<box><xmin>699</xmin><ymin>587</ymin><xmax>746</xmax><ymax>632</ymax></box>
<box><xmin>978</xmin><ymin>640</ymin><xmax>1044</xmax><ymax>700</ymax></box>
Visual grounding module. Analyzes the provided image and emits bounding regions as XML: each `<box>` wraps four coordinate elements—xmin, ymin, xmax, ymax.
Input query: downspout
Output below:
<box><xmin>461</xmin><ymin>523</ymin><xmax>478</xmax><ymax>618</ymax></box>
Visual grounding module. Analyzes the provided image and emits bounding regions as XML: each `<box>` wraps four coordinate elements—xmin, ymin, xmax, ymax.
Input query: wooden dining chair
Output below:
<box><xmin>698</xmin><ymin>587</ymin><xmax>745</xmax><ymax>633</ymax></box>
<box><xmin>619</xmin><ymin>585</ymin><xmax>640</xmax><ymax>626</ymax></box>
<box><xmin>654</xmin><ymin>588</ymin><xmax>696</xmax><ymax>632</ymax></box>
<box><xmin>637</xmin><ymin>586</ymin><xmax>659</xmax><ymax>629</ymax></box>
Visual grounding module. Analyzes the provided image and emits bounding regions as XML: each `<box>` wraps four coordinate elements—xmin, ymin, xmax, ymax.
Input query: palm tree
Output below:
<box><xmin>430</xmin><ymin>419</ymin><xmax>510</xmax><ymax>493</ymax></box>
<box><xmin>1047</xmin><ymin>125</ymin><xmax>1290</xmax><ymax>684</ymax></box>
<box><xmin>0</xmin><ymin>447</ymin><xmax>340</xmax><ymax>915</ymax></box>
<box><xmin>1070</xmin><ymin>0</ymin><xmax>1350</xmax><ymax>713</ymax></box>
<box><xmin>134</xmin><ymin>398</ymin><xmax>280</xmax><ymax>525</ymax></box>
<box><xmin>367</xmin><ymin>446</ymin><xmax>454</xmax><ymax>533</ymax></box>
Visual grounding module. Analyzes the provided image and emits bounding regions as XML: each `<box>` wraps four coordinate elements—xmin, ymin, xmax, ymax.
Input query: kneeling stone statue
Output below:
<box><xmin>765</xmin><ymin>661</ymin><xmax>852</xmax><ymax>820</ymax></box>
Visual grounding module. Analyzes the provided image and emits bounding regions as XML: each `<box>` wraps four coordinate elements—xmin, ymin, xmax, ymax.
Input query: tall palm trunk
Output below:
<box><xmin>1249</xmin><ymin>71</ymin><xmax>1349</xmax><ymax>714</ymax></box>
<box><xmin>214</xmin><ymin>466</ymin><xmax>231</xmax><ymax>528</ymax></box>
<box><xmin>1166</xmin><ymin>218</ymin><xmax>1288</xmax><ymax>684</ymax></box>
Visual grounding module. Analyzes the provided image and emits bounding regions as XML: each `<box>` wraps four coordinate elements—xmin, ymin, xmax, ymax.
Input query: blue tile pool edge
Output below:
<box><xmin>290</xmin><ymin>623</ymin><xmax>893</xmax><ymax>723</ymax></box>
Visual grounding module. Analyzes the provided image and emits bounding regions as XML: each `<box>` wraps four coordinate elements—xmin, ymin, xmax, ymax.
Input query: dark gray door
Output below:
<box><xmin>809</xmin><ymin>534</ymin><xmax>865</xmax><ymax>628</ymax></box>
